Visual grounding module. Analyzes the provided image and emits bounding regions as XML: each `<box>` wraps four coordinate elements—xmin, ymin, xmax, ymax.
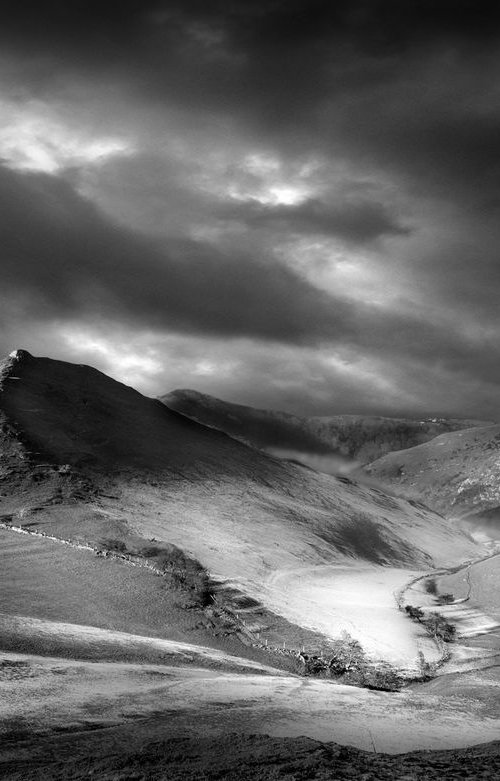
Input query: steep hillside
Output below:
<box><xmin>161</xmin><ymin>388</ymin><xmax>489</xmax><ymax>465</ymax></box>
<box><xmin>0</xmin><ymin>350</ymin><xmax>482</xmax><ymax>664</ymax></box>
<box><xmin>0</xmin><ymin>350</ymin><xmax>476</xmax><ymax>568</ymax></box>
<box><xmin>363</xmin><ymin>424</ymin><xmax>500</xmax><ymax>519</ymax></box>
<box><xmin>0</xmin><ymin>351</ymin><xmax>276</xmax><ymax>476</ymax></box>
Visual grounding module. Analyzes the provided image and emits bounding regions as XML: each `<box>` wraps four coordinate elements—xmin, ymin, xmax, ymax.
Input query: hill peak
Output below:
<box><xmin>0</xmin><ymin>352</ymin><xmax>263</xmax><ymax>473</ymax></box>
<box><xmin>9</xmin><ymin>349</ymin><xmax>33</xmax><ymax>360</ymax></box>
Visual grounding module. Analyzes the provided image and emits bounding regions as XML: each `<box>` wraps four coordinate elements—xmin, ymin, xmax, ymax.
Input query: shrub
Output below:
<box><xmin>405</xmin><ymin>604</ymin><xmax>424</xmax><ymax>621</ymax></box>
<box><xmin>101</xmin><ymin>538</ymin><xmax>127</xmax><ymax>553</ymax></box>
<box><xmin>362</xmin><ymin>664</ymin><xmax>403</xmax><ymax>691</ymax></box>
<box><xmin>304</xmin><ymin>656</ymin><xmax>329</xmax><ymax>676</ymax></box>
<box><xmin>301</xmin><ymin>633</ymin><xmax>404</xmax><ymax>691</ymax></box>
<box><xmin>424</xmin><ymin>579</ymin><xmax>438</xmax><ymax>595</ymax></box>
<box><xmin>140</xmin><ymin>545</ymin><xmax>163</xmax><ymax>558</ymax></box>
<box><xmin>139</xmin><ymin>543</ymin><xmax>213</xmax><ymax>607</ymax></box>
<box><xmin>424</xmin><ymin>613</ymin><xmax>456</xmax><ymax>642</ymax></box>
<box><xmin>328</xmin><ymin>631</ymin><xmax>366</xmax><ymax>676</ymax></box>
<box><xmin>405</xmin><ymin>603</ymin><xmax>456</xmax><ymax>643</ymax></box>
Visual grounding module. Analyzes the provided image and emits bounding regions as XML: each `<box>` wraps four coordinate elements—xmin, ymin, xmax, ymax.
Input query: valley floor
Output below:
<box><xmin>262</xmin><ymin>565</ymin><xmax>440</xmax><ymax>667</ymax></box>
<box><xmin>2</xmin><ymin>511</ymin><xmax>500</xmax><ymax>778</ymax></box>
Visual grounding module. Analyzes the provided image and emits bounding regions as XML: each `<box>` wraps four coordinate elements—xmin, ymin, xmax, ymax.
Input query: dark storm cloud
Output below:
<box><xmin>223</xmin><ymin>197</ymin><xmax>409</xmax><ymax>243</ymax></box>
<box><xmin>3</xmin><ymin>164</ymin><xmax>500</xmax><ymax>390</ymax></box>
<box><xmin>3</xmin><ymin>1</ymin><xmax>499</xmax><ymax>53</ymax></box>
<box><xmin>0</xmin><ymin>164</ymin><xmax>351</xmax><ymax>343</ymax></box>
<box><xmin>4</xmin><ymin>1</ymin><xmax>500</xmax><ymax>205</ymax></box>
<box><xmin>2</xmin><ymin>1</ymin><xmax>500</xmax><ymax>417</ymax></box>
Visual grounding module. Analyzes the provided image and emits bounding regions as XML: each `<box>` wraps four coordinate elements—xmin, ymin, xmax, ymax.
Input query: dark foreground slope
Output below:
<box><xmin>2</xmin><ymin>727</ymin><xmax>500</xmax><ymax>781</ymax></box>
<box><xmin>162</xmin><ymin>388</ymin><xmax>489</xmax><ymax>465</ymax></box>
<box><xmin>364</xmin><ymin>423</ymin><xmax>500</xmax><ymax>520</ymax></box>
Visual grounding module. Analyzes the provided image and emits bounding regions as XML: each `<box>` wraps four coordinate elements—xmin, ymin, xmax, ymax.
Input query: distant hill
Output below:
<box><xmin>160</xmin><ymin>388</ymin><xmax>334</xmax><ymax>456</ymax></box>
<box><xmin>363</xmin><ymin>424</ymin><xmax>500</xmax><ymax>521</ymax></box>
<box><xmin>161</xmin><ymin>388</ymin><xmax>490</xmax><ymax>465</ymax></box>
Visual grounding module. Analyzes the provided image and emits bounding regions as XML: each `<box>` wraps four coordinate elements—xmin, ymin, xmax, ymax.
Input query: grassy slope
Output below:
<box><xmin>438</xmin><ymin>555</ymin><xmax>500</xmax><ymax>620</ymax></box>
<box><xmin>0</xmin><ymin>529</ymin><xmax>203</xmax><ymax>642</ymax></box>
<box><xmin>0</xmin><ymin>351</ymin><xmax>478</xmax><ymax>571</ymax></box>
<box><xmin>364</xmin><ymin>424</ymin><xmax>500</xmax><ymax>517</ymax></box>
<box><xmin>0</xmin><ymin>528</ymin><xmax>289</xmax><ymax>671</ymax></box>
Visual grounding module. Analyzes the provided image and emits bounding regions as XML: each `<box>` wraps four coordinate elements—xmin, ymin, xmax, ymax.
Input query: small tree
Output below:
<box><xmin>424</xmin><ymin>579</ymin><xmax>438</xmax><ymax>595</ymax></box>
<box><xmin>424</xmin><ymin>613</ymin><xmax>456</xmax><ymax>642</ymax></box>
<box><xmin>405</xmin><ymin>604</ymin><xmax>424</xmax><ymax>622</ymax></box>
<box><xmin>328</xmin><ymin>631</ymin><xmax>366</xmax><ymax>676</ymax></box>
<box><xmin>416</xmin><ymin>650</ymin><xmax>435</xmax><ymax>680</ymax></box>
<box><xmin>304</xmin><ymin>656</ymin><xmax>328</xmax><ymax>676</ymax></box>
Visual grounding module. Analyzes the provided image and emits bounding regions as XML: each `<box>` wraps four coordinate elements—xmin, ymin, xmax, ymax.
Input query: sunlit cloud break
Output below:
<box><xmin>0</xmin><ymin>99</ymin><xmax>132</xmax><ymax>173</ymax></box>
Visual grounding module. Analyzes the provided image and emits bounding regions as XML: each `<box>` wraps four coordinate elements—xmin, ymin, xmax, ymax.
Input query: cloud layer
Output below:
<box><xmin>1</xmin><ymin>1</ymin><xmax>500</xmax><ymax>419</ymax></box>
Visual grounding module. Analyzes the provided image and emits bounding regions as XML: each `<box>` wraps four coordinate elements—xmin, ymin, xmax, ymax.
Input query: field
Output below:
<box><xmin>438</xmin><ymin>556</ymin><xmax>500</xmax><ymax>619</ymax></box>
<box><xmin>0</xmin><ymin>528</ymin><xmax>285</xmax><ymax>670</ymax></box>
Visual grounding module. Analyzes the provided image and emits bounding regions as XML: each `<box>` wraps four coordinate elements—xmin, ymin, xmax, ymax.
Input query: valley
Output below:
<box><xmin>1</xmin><ymin>350</ymin><xmax>500</xmax><ymax>778</ymax></box>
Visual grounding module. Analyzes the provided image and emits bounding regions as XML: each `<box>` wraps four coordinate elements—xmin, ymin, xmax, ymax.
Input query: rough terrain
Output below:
<box><xmin>2</xmin><ymin>350</ymin><xmax>500</xmax><ymax>779</ymax></box>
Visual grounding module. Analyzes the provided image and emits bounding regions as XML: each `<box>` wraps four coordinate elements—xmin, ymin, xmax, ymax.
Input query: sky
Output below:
<box><xmin>1</xmin><ymin>1</ymin><xmax>500</xmax><ymax>419</ymax></box>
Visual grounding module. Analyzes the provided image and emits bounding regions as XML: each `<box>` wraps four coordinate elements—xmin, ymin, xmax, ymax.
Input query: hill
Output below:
<box><xmin>0</xmin><ymin>349</ymin><xmax>482</xmax><ymax>666</ymax></box>
<box><xmin>161</xmin><ymin>388</ymin><xmax>490</xmax><ymax>465</ymax></box>
<box><xmin>0</xmin><ymin>350</ymin><xmax>477</xmax><ymax>567</ymax></box>
<box><xmin>363</xmin><ymin>424</ymin><xmax>500</xmax><ymax>521</ymax></box>
<box><xmin>2</xmin><ymin>350</ymin><xmax>500</xmax><ymax>778</ymax></box>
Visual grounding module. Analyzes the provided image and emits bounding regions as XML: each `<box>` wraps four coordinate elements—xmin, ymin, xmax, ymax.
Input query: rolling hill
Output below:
<box><xmin>363</xmin><ymin>424</ymin><xmax>500</xmax><ymax>521</ymax></box>
<box><xmin>161</xmin><ymin>388</ymin><xmax>490</xmax><ymax>465</ymax></box>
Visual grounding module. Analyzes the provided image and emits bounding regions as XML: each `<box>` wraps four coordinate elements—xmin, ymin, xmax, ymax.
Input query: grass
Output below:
<box><xmin>94</xmin><ymin>537</ymin><xmax>214</xmax><ymax>608</ymax></box>
<box><xmin>0</xmin><ymin>528</ymin><xmax>250</xmax><ymax>668</ymax></box>
<box><xmin>438</xmin><ymin>556</ymin><xmax>500</xmax><ymax>620</ymax></box>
